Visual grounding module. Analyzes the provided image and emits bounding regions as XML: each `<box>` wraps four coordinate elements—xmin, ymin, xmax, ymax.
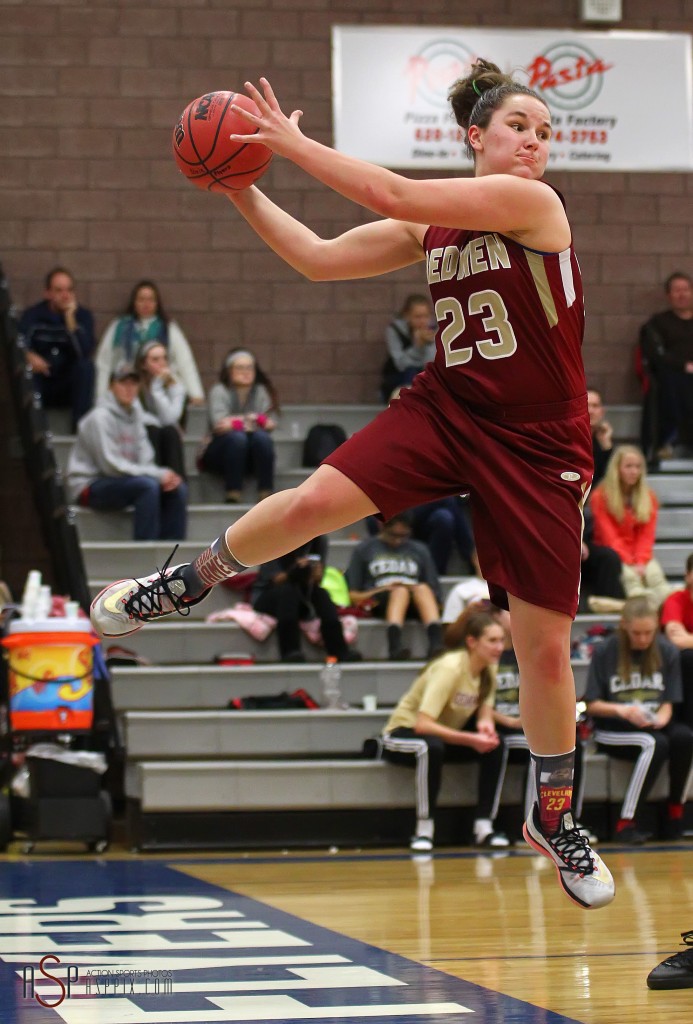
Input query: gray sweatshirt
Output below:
<box><xmin>207</xmin><ymin>382</ymin><xmax>273</xmax><ymax>428</ymax></box>
<box><xmin>66</xmin><ymin>391</ymin><xmax>166</xmax><ymax>501</ymax></box>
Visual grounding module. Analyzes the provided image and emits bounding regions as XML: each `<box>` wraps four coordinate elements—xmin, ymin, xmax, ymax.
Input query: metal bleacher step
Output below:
<box><xmin>75</xmin><ymin>502</ymin><xmax>692</xmax><ymax>545</ymax></box>
<box><xmin>109</xmin><ymin>661</ymin><xmax>427</xmax><ymax>712</ymax></box>
<box><xmin>74</xmin><ymin>505</ymin><xmax>369</xmax><ymax>543</ymax></box>
<box><xmin>126</xmin><ymin>750</ymin><xmax>668</xmax><ymax>817</ymax></box>
<box><xmin>82</xmin><ymin>536</ymin><xmax>690</xmax><ymax>579</ymax></box>
<box><xmin>122</xmin><ymin>708</ymin><xmax>391</xmax><ymax>759</ymax></box>
<box><xmin>100</xmin><ymin>615</ymin><xmax>617</xmax><ymax>667</ymax></box>
<box><xmin>650</xmin><ymin>473</ymin><xmax>693</xmax><ymax>506</ymax></box>
<box><xmin>125</xmin><ymin>752</ymin><xmax>621</xmax><ymax>814</ymax></box>
<box><xmin>52</xmin><ymin>434</ymin><xmax>306</xmax><ymax>478</ymax></box>
<box><xmin>109</xmin><ymin>657</ymin><xmax>591</xmax><ymax>713</ymax></box>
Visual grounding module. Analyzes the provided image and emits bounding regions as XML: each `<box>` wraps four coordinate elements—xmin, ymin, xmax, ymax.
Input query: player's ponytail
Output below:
<box><xmin>449</xmin><ymin>58</ymin><xmax>545</xmax><ymax>160</ymax></box>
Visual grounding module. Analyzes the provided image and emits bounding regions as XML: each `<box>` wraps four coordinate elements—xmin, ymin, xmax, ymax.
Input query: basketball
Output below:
<box><xmin>172</xmin><ymin>91</ymin><xmax>273</xmax><ymax>193</ymax></box>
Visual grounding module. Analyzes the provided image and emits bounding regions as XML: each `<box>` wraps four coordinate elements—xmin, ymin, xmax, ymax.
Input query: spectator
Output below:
<box><xmin>95</xmin><ymin>280</ymin><xmax>205</xmax><ymax>405</ymax></box>
<box><xmin>585</xmin><ymin>596</ymin><xmax>693</xmax><ymax>843</ymax></box>
<box><xmin>660</xmin><ymin>552</ymin><xmax>693</xmax><ymax>729</ymax></box>
<box><xmin>590</xmin><ymin>445</ymin><xmax>671</xmax><ymax>610</ymax></box>
<box><xmin>367</xmin><ymin>498</ymin><xmax>477</xmax><ymax>577</ymax></box>
<box><xmin>134</xmin><ymin>341</ymin><xmax>187</xmax><ymax>478</ymax></box>
<box><xmin>252</xmin><ymin>535</ymin><xmax>361</xmax><ymax>664</ymax></box>
<box><xmin>409</xmin><ymin>497</ymin><xmax>477</xmax><ymax>576</ymax></box>
<box><xmin>66</xmin><ymin>363</ymin><xmax>187</xmax><ymax>541</ymax></box>
<box><xmin>587</xmin><ymin>388</ymin><xmax>614</xmax><ymax>487</ymax></box>
<box><xmin>579</xmin><ymin>503</ymin><xmax>625</xmax><ymax>614</ymax></box>
<box><xmin>639</xmin><ymin>271</ymin><xmax>693</xmax><ymax>459</ymax></box>
<box><xmin>19</xmin><ymin>267</ymin><xmax>96</xmax><ymax>430</ymax></box>
<box><xmin>199</xmin><ymin>348</ymin><xmax>277</xmax><ymax>504</ymax></box>
<box><xmin>466</xmin><ymin>603</ymin><xmax>595</xmax><ymax>842</ymax></box>
<box><xmin>379</xmin><ymin>294</ymin><xmax>435</xmax><ymax>402</ymax></box>
<box><xmin>381</xmin><ymin>607</ymin><xmax>509</xmax><ymax>852</ymax></box>
<box><xmin>345</xmin><ymin>513</ymin><xmax>443</xmax><ymax>661</ymax></box>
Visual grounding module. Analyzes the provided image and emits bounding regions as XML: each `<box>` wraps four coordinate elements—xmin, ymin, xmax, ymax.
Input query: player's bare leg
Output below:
<box><xmin>90</xmin><ymin>466</ymin><xmax>377</xmax><ymax>637</ymax></box>
<box><xmin>510</xmin><ymin>595</ymin><xmax>614</xmax><ymax>909</ymax></box>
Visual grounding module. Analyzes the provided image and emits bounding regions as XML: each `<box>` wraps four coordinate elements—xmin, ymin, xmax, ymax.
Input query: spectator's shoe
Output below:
<box><xmin>90</xmin><ymin>553</ymin><xmax>210</xmax><ymax>638</ymax></box>
<box><xmin>647</xmin><ymin>930</ymin><xmax>693</xmax><ymax>989</ymax></box>
<box><xmin>475</xmin><ymin>830</ymin><xmax>510</xmax><ymax>849</ymax></box>
<box><xmin>662</xmin><ymin>817</ymin><xmax>684</xmax><ymax>841</ymax></box>
<box><xmin>614</xmin><ymin>822</ymin><xmax>652</xmax><ymax>845</ymax></box>
<box><xmin>575</xmin><ymin>821</ymin><xmax>599</xmax><ymax>845</ymax></box>
<box><xmin>523</xmin><ymin>804</ymin><xmax>615</xmax><ymax>910</ymax></box>
<box><xmin>410</xmin><ymin>835</ymin><xmax>433</xmax><ymax>853</ymax></box>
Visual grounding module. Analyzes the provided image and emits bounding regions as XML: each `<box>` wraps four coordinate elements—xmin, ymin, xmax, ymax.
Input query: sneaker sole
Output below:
<box><xmin>522</xmin><ymin>821</ymin><xmax>592</xmax><ymax>910</ymax></box>
<box><xmin>90</xmin><ymin>579</ymin><xmax>149</xmax><ymax>638</ymax></box>
<box><xmin>647</xmin><ymin>972</ymin><xmax>693</xmax><ymax>990</ymax></box>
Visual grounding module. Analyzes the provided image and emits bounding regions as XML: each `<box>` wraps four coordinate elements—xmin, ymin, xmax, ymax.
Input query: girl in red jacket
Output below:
<box><xmin>590</xmin><ymin>445</ymin><xmax>671</xmax><ymax>610</ymax></box>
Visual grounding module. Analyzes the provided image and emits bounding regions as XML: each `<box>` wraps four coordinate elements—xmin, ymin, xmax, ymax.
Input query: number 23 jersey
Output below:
<box><xmin>423</xmin><ymin>211</ymin><xmax>585</xmax><ymax>410</ymax></box>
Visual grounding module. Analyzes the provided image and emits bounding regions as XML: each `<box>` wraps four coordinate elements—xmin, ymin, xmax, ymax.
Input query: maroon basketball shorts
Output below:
<box><xmin>325</xmin><ymin>377</ymin><xmax>592</xmax><ymax>618</ymax></box>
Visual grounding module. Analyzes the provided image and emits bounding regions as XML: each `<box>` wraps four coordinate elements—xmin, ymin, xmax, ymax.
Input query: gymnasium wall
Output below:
<box><xmin>2</xmin><ymin>0</ymin><xmax>693</xmax><ymax>406</ymax></box>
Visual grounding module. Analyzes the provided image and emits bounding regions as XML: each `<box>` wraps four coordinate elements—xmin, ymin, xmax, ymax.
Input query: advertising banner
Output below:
<box><xmin>332</xmin><ymin>27</ymin><xmax>693</xmax><ymax>171</ymax></box>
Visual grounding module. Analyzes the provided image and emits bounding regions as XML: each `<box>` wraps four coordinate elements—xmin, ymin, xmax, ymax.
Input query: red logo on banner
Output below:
<box><xmin>526</xmin><ymin>53</ymin><xmax>613</xmax><ymax>90</ymax></box>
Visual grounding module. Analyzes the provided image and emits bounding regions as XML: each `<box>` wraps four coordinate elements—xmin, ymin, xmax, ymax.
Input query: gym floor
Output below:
<box><xmin>0</xmin><ymin>840</ymin><xmax>691</xmax><ymax>1023</ymax></box>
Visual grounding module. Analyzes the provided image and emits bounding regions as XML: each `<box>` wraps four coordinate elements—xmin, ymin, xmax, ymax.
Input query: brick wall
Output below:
<box><xmin>2</xmin><ymin>1</ymin><xmax>693</xmax><ymax>407</ymax></box>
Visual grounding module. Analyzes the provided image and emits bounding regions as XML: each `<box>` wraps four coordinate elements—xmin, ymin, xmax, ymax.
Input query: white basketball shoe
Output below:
<box><xmin>523</xmin><ymin>804</ymin><xmax>615</xmax><ymax>910</ymax></box>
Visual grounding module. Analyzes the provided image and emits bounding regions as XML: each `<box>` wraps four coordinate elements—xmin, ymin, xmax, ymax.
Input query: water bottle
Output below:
<box><xmin>320</xmin><ymin>656</ymin><xmax>342</xmax><ymax>709</ymax></box>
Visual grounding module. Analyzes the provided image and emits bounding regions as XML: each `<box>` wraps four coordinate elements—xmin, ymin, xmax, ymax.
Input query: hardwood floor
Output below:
<box><xmin>175</xmin><ymin>843</ymin><xmax>693</xmax><ymax>1024</ymax></box>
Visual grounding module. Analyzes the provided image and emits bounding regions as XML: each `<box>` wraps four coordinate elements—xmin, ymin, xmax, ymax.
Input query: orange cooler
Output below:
<box><xmin>1</xmin><ymin>619</ymin><xmax>99</xmax><ymax>732</ymax></box>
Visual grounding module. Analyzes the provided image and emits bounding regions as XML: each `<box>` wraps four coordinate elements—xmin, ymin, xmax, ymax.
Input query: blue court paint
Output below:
<box><xmin>0</xmin><ymin>860</ymin><xmax>586</xmax><ymax>1023</ymax></box>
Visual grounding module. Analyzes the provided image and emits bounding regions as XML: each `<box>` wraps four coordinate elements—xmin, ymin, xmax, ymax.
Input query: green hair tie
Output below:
<box><xmin>472</xmin><ymin>79</ymin><xmax>483</xmax><ymax>97</ymax></box>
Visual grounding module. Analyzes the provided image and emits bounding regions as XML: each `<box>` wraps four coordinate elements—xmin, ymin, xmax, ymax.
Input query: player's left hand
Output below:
<box><xmin>230</xmin><ymin>78</ymin><xmax>304</xmax><ymax>157</ymax></box>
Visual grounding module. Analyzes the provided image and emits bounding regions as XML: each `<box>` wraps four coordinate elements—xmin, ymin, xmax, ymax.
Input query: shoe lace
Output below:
<box><xmin>122</xmin><ymin>546</ymin><xmax>192</xmax><ymax>622</ymax></box>
<box><xmin>663</xmin><ymin>930</ymin><xmax>693</xmax><ymax>966</ymax></box>
<box><xmin>550</xmin><ymin>822</ymin><xmax>595</xmax><ymax>876</ymax></box>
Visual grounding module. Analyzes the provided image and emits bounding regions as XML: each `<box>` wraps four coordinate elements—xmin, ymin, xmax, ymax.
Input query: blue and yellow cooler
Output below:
<box><xmin>1</xmin><ymin>619</ymin><xmax>99</xmax><ymax>732</ymax></box>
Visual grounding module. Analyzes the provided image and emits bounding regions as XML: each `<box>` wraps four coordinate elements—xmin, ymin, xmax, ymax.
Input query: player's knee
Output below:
<box><xmin>282</xmin><ymin>483</ymin><xmax>335</xmax><ymax>534</ymax></box>
<box><xmin>525</xmin><ymin>635</ymin><xmax>571</xmax><ymax>683</ymax></box>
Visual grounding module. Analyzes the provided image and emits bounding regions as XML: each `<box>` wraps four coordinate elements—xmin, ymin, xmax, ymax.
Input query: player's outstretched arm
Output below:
<box><xmin>231</xmin><ymin>78</ymin><xmax>562</xmax><ymax>239</ymax></box>
<box><xmin>227</xmin><ymin>186</ymin><xmax>424</xmax><ymax>281</ymax></box>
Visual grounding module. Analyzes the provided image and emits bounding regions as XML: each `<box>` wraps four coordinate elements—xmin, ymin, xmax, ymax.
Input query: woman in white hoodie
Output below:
<box><xmin>66</xmin><ymin>363</ymin><xmax>187</xmax><ymax>540</ymax></box>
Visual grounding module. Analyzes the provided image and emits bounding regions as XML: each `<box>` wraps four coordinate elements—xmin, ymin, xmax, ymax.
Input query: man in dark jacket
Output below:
<box><xmin>19</xmin><ymin>267</ymin><xmax>96</xmax><ymax>430</ymax></box>
<box><xmin>639</xmin><ymin>271</ymin><xmax>693</xmax><ymax>459</ymax></box>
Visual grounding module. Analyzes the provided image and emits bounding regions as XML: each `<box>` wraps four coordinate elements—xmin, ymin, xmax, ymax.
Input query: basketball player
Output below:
<box><xmin>92</xmin><ymin>60</ymin><xmax>614</xmax><ymax>909</ymax></box>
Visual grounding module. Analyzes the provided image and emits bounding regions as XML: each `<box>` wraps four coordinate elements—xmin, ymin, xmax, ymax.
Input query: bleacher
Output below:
<box><xmin>48</xmin><ymin>402</ymin><xmax>692</xmax><ymax>850</ymax></box>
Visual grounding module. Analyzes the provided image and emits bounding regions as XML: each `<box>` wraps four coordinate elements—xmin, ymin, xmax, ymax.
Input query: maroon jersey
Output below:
<box><xmin>424</xmin><ymin>208</ymin><xmax>585</xmax><ymax>409</ymax></box>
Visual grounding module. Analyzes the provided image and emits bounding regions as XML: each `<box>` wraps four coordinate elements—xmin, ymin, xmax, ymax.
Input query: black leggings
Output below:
<box><xmin>254</xmin><ymin>582</ymin><xmax>348</xmax><ymax>659</ymax></box>
<box><xmin>382</xmin><ymin>725</ymin><xmax>507</xmax><ymax>821</ymax></box>
<box><xmin>594</xmin><ymin>718</ymin><xmax>693</xmax><ymax>819</ymax></box>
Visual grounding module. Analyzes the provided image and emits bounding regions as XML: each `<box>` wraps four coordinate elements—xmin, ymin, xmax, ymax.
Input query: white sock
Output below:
<box><xmin>416</xmin><ymin>817</ymin><xmax>434</xmax><ymax>840</ymax></box>
<box><xmin>474</xmin><ymin>818</ymin><xmax>493</xmax><ymax>842</ymax></box>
